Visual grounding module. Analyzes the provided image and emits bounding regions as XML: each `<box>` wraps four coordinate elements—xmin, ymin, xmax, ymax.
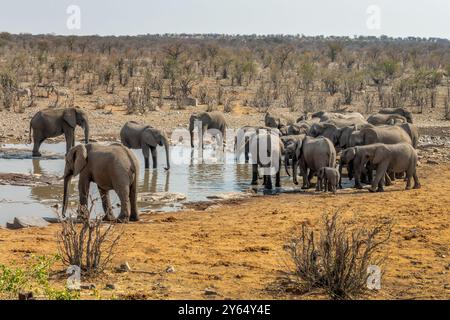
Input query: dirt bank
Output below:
<box><xmin>0</xmin><ymin>162</ymin><xmax>448</xmax><ymax>300</ymax></box>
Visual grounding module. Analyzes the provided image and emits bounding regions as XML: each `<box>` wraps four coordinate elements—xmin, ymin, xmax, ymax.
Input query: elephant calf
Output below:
<box><xmin>317</xmin><ymin>167</ymin><xmax>340</xmax><ymax>194</ymax></box>
<box><xmin>62</xmin><ymin>143</ymin><xmax>140</xmax><ymax>223</ymax></box>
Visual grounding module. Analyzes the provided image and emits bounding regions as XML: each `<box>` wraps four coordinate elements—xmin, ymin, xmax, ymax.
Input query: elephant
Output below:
<box><xmin>284</xmin><ymin>135</ymin><xmax>336</xmax><ymax>189</ymax></box>
<box><xmin>234</xmin><ymin>126</ymin><xmax>279</xmax><ymax>163</ymax></box>
<box><xmin>120</xmin><ymin>121</ymin><xmax>170</xmax><ymax>170</ymax></box>
<box><xmin>317</xmin><ymin>167</ymin><xmax>340</xmax><ymax>194</ymax></box>
<box><xmin>311</xmin><ymin>111</ymin><xmax>365</xmax><ymax>122</ymax></box>
<box><xmin>244</xmin><ymin>130</ymin><xmax>284</xmax><ymax>189</ymax></box>
<box><xmin>350</xmin><ymin>143</ymin><xmax>420</xmax><ymax>192</ymax></box>
<box><xmin>265</xmin><ymin>112</ymin><xmax>293</xmax><ymax>129</ymax></box>
<box><xmin>339</xmin><ymin>147</ymin><xmax>377</xmax><ymax>189</ymax></box>
<box><xmin>398</xmin><ymin>123</ymin><xmax>419</xmax><ymax>149</ymax></box>
<box><xmin>280</xmin><ymin>123</ymin><xmax>308</xmax><ymax>136</ymax></box>
<box><xmin>62</xmin><ymin>143</ymin><xmax>140</xmax><ymax>223</ymax></box>
<box><xmin>367</xmin><ymin>113</ymin><xmax>407</xmax><ymax>126</ymax></box>
<box><xmin>379</xmin><ymin>107</ymin><xmax>413</xmax><ymax>124</ymax></box>
<box><xmin>189</xmin><ymin>111</ymin><xmax>227</xmax><ymax>149</ymax></box>
<box><xmin>348</xmin><ymin>125</ymin><xmax>413</xmax><ymax>147</ymax></box>
<box><xmin>29</xmin><ymin>107</ymin><xmax>89</xmax><ymax>157</ymax></box>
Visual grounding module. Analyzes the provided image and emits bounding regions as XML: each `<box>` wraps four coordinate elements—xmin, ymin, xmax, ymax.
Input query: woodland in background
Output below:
<box><xmin>0</xmin><ymin>32</ymin><xmax>450</xmax><ymax>119</ymax></box>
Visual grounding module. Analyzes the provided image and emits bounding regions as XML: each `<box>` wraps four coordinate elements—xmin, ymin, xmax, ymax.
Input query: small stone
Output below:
<box><xmin>81</xmin><ymin>284</ymin><xmax>96</xmax><ymax>290</ymax></box>
<box><xmin>6</xmin><ymin>216</ymin><xmax>50</xmax><ymax>229</ymax></box>
<box><xmin>118</xmin><ymin>261</ymin><xmax>132</xmax><ymax>272</ymax></box>
<box><xmin>204</xmin><ymin>288</ymin><xmax>218</xmax><ymax>296</ymax></box>
<box><xmin>105</xmin><ymin>283</ymin><xmax>116</xmax><ymax>290</ymax></box>
<box><xmin>166</xmin><ymin>265</ymin><xmax>175</xmax><ymax>273</ymax></box>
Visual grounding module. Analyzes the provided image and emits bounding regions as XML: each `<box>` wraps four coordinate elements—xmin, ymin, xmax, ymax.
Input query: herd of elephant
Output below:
<box><xmin>25</xmin><ymin>106</ymin><xmax>420</xmax><ymax>222</ymax></box>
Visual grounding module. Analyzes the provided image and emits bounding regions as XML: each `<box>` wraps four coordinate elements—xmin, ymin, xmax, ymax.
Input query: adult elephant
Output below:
<box><xmin>234</xmin><ymin>126</ymin><xmax>279</xmax><ymax>163</ymax></box>
<box><xmin>29</xmin><ymin>107</ymin><xmax>89</xmax><ymax>157</ymax></box>
<box><xmin>399</xmin><ymin>123</ymin><xmax>419</xmax><ymax>149</ymax></box>
<box><xmin>243</xmin><ymin>130</ymin><xmax>284</xmax><ymax>189</ymax></box>
<box><xmin>347</xmin><ymin>143</ymin><xmax>420</xmax><ymax>192</ymax></box>
<box><xmin>280</xmin><ymin>123</ymin><xmax>309</xmax><ymax>136</ymax></box>
<box><xmin>62</xmin><ymin>143</ymin><xmax>140</xmax><ymax>223</ymax></box>
<box><xmin>311</xmin><ymin>111</ymin><xmax>365</xmax><ymax>122</ymax></box>
<box><xmin>189</xmin><ymin>111</ymin><xmax>227</xmax><ymax>149</ymax></box>
<box><xmin>367</xmin><ymin>113</ymin><xmax>407</xmax><ymax>126</ymax></box>
<box><xmin>265</xmin><ymin>112</ymin><xmax>290</xmax><ymax>129</ymax></box>
<box><xmin>120</xmin><ymin>121</ymin><xmax>170</xmax><ymax>170</ymax></box>
<box><xmin>349</xmin><ymin>125</ymin><xmax>413</xmax><ymax>147</ymax></box>
<box><xmin>285</xmin><ymin>135</ymin><xmax>336</xmax><ymax>189</ymax></box>
<box><xmin>379</xmin><ymin>107</ymin><xmax>413</xmax><ymax>124</ymax></box>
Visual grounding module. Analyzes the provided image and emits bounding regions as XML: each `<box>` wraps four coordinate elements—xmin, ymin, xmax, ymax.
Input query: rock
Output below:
<box><xmin>427</xmin><ymin>159</ymin><xmax>439</xmax><ymax>165</ymax></box>
<box><xmin>18</xmin><ymin>291</ymin><xmax>34</xmax><ymax>300</ymax></box>
<box><xmin>81</xmin><ymin>284</ymin><xmax>96</xmax><ymax>290</ymax></box>
<box><xmin>138</xmin><ymin>192</ymin><xmax>186</xmax><ymax>204</ymax></box>
<box><xmin>206</xmin><ymin>192</ymin><xmax>253</xmax><ymax>201</ymax></box>
<box><xmin>204</xmin><ymin>288</ymin><xmax>218</xmax><ymax>296</ymax></box>
<box><xmin>7</xmin><ymin>216</ymin><xmax>50</xmax><ymax>229</ymax></box>
<box><xmin>105</xmin><ymin>283</ymin><xmax>116</xmax><ymax>290</ymax></box>
<box><xmin>118</xmin><ymin>261</ymin><xmax>132</xmax><ymax>272</ymax></box>
<box><xmin>166</xmin><ymin>265</ymin><xmax>176</xmax><ymax>273</ymax></box>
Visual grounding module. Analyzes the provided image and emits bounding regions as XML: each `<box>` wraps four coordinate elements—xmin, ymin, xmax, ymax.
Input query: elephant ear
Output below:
<box><xmin>66</xmin><ymin>144</ymin><xmax>87</xmax><ymax>176</ymax></box>
<box><xmin>372</xmin><ymin>145</ymin><xmax>388</xmax><ymax>164</ymax></box>
<box><xmin>143</xmin><ymin>128</ymin><xmax>159</xmax><ymax>147</ymax></box>
<box><xmin>63</xmin><ymin>108</ymin><xmax>77</xmax><ymax>128</ymax></box>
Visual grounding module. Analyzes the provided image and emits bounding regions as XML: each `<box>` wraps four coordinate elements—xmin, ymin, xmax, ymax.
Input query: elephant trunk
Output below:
<box><xmin>62</xmin><ymin>175</ymin><xmax>72</xmax><ymax>217</ymax></box>
<box><xmin>162</xmin><ymin>135</ymin><xmax>170</xmax><ymax>170</ymax></box>
<box><xmin>189</xmin><ymin>128</ymin><xmax>194</xmax><ymax>148</ymax></box>
<box><xmin>284</xmin><ymin>151</ymin><xmax>291</xmax><ymax>177</ymax></box>
<box><xmin>83</xmin><ymin>121</ymin><xmax>90</xmax><ymax>144</ymax></box>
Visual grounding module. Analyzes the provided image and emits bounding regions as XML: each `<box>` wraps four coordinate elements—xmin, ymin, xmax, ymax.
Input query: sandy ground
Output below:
<box><xmin>0</xmin><ymin>162</ymin><xmax>448</xmax><ymax>300</ymax></box>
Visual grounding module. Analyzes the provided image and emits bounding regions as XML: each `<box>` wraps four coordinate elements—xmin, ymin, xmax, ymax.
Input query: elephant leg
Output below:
<box><xmin>385</xmin><ymin>172</ymin><xmax>393</xmax><ymax>186</ymax></box>
<box><xmin>78</xmin><ymin>177</ymin><xmax>90</xmax><ymax>219</ymax></box>
<box><xmin>117</xmin><ymin>188</ymin><xmax>131</xmax><ymax>223</ymax></box>
<box><xmin>32</xmin><ymin>134</ymin><xmax>45</xmax><ymax>157</ymax></box>
<box><xmin>142</xmin><ymin>145</ymin><xmax>150</xmax><ymax>169</ymax></box>
<box><xmin>369</xmin><ymin>162</ymin><xmax>388</xmax><ymax>193</ymax></box>
<box><xmin>98</xmin><ymin>188</ymin><xmax>115</xmax><ymax>221</ymax></box>
<box><xmin>244</xmin><ymin>137</ymin><xmax>249</xmax><ymax>163</ymax></box>
<box><xmin>405</xmin><ymin>173</ymin><xmax>412</xmax><ymax>190</ymax></box>
<box><xmin>413</xmin><ymin>171</ymin><xmax>421</xmax><ymax>189</ymax></box>
<box><xmin>64</xmin><ymin>130</ymin><xmax>75</xmax><ymax>154</ymax></box>
<box><xmin>275</xmin><ymin>159</ymin><xmax>281</xmax><ymax>188</ymax></box>
<box><xmin>150</xmin><ymin>147</ymin><xmax>157</xmax><ymax>169</ymax></box>
<box><xmin>129</xmin><ymin>179</ymin><xmax>139</xmax><ymax>222</ymax></box>
<box><xmin>251</xmin><ymin>164</ymin><xmax>258</xmax><ymax>185</ymax></box>
<box><xmin>264</xmin><ymin>175</ymin><xmax>273</xmax><ymax>190</ymax></box>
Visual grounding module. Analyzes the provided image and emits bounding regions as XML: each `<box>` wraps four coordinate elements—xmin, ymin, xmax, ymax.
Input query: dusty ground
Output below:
<box><xmin>0</xmin><ymin>161</ymin><xmax>448</xmax><ymax>300</ymax></box>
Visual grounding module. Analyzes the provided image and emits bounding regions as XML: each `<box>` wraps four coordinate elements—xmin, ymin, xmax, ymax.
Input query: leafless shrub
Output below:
<box><xmin>84</xmin><ymin>74</ymin><xmax>97</xmax><ymax>95</ymax></box>
<box><xmin>282</xmin><ymin>81</ymin><xmax>299</xmax><ymax>111</ymax></box>
<box><xmin>444</xmin><ymin>95</ymin><xmax>450</xmax><ymax>120</ymax></box>
<box><xmin>57</xmin><ymin>199</ymin><xmax>123</xmax><ymax>275</ymax></box>
<box><xmin>286</xmin><ymin>211</ymin><xmax>392</xmax><ymax>299</ymax></box>
<box><xmin>363</xmin><ymin>92</ymin><xmax>374</xmax><ymax>114</ymax></box>
<box><xmin>223</xmin><ymin>91</ymin><xmax>237</xmax><ymax>113</ymax></box>
<box><xmin>251</xmin><ymin>82</ymin><xmax>273</xmax><ymax>112</ymax></box>
<box><xmin>205</xmin><ymin>96</ymin><xmax>216</xmax><ymax>112</ymax></box>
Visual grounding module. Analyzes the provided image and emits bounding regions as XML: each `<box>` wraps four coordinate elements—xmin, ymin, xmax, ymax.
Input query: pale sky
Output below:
<box><xmin>0</xmin><ymin>0</ymin><xmax>449</xmax><ymax>39</ymax></box>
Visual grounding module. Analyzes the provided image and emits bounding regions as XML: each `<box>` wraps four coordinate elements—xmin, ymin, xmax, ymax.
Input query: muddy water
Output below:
<box><xmin>0</xmin><ymin>142</ymin><xmax>304</xmax><ymax>226</ymax></box>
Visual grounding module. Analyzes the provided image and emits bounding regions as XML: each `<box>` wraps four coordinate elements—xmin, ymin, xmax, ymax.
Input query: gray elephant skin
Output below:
<box><xmin>285</xmin><ymin>135</ymin><xmax>336</xmax><ymax>190</ymax></box>
<box><xmin>379</xmin><ymin>107</ymin><xmax>413</xmax><ymax>124</ymax></box>
<box><xmin>317</xmin><ymin>167</ymin><xmax>340</xmax><ymax>194</ymax></box>
<box><xmin>29</xmin><ymin>107</ymin><xmax>89</xmax><ymax>156</ymax></box>
<box><xmin>367</xmin><ymin>113</ymin><xmax>407</xmax><ymax>126</ymax></box>
<box><xmin>244</xmin><ymin>131</ymin><xmax>284</xmax><ymax>189</ymax></box>
<box><xmin>120</xmin><ymin>121</ymin><xmax>170</xmax><ymax>170</ymax></box>
<box><xmin>189</xmin><ymin>111</ymin><xmax>227</xmax><ymax>149</ymax></box>
<box><xmin>347</xmin><ymin>143</ymin><xmax>420</xmax><ymax>192</ymax></box>
<box><xmin>62</xmin><ymin>143</ymin><xmax>140</xmax><ymax>222</ymax></box>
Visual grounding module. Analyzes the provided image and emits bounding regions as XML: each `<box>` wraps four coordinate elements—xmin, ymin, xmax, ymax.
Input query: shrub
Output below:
<box><xmin>286</xmin><ymin>211</ymin><xmax>392</xmax><ymax>299</ymax></box>
<box><xmin>57</xmin><ymin>200</ymin><xmax>123</xmax><ymax>276</ymax></box>
<box><xmin>0</xmin><ymin>255</ymin><xmax>79</xmax><ymax>300</ymax></box>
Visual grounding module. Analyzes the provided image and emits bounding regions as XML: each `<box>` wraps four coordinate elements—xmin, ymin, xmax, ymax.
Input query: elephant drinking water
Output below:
<box><xmin>120</xmin><ymin>121</ymin><xmax>170</xmax><ymax>170</ymax></box>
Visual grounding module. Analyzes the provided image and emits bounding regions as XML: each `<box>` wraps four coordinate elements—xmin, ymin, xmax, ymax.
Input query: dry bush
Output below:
<box><xmin>57</xmin><ymin>200</ymin><xmax>122</xmax><ymax>275</ymax></box>
<box><xmin>444</xmin><ymin>95</ymin><xmax>450</xmax><ymax>120</ymax></box>
<box><xmin>286</xmin><ymin>211</ymin><xmax>392</xmax><ymax>299</ymax></box>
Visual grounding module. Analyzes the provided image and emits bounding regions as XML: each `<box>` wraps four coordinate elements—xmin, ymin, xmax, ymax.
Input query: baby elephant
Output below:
<box><xmin>317</xmin><ymin>167</ymin><xmax>340</xmax><ymax>194</ymax></box>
